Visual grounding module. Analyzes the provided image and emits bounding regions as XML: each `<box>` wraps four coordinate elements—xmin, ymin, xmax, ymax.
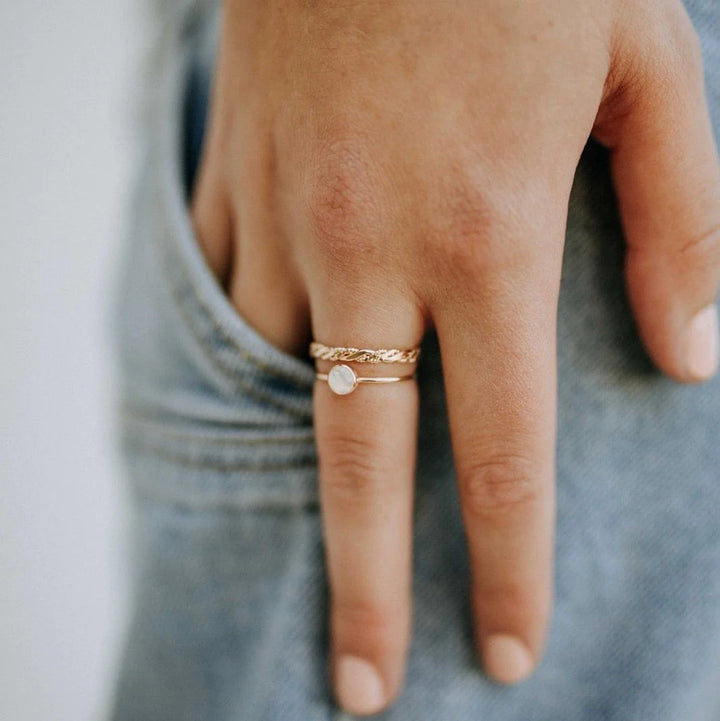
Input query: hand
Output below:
<box><xmin>191</xmin><ymin>0</ymin><xmax>720</xmax><ymax>714</ymax></box>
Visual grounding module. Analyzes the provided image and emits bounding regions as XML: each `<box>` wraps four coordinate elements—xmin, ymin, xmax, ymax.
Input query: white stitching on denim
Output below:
<box><xmin>120</xmin><ymin>407</ymin><xmax>315</xmax><ymax>446</ymax></box>
<box><xmin>124</xmin><ymin>433</ymin><xmax>318</xmax><ymax>472</ymax></box>
<box><xmin>156</xmin><ymin>221</ymin><xmax>313</xmax><ymax>420</ymax></box>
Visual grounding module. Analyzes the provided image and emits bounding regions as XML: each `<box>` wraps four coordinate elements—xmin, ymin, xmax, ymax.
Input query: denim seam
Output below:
<box><xmin>163</xmin><ymin>227</ymin><xmax>314</xmax><ymax>392</ymax></box>
<box><xmin>123</xmin><ymin>435</ymin><xmax>318</xmax><ymax>472</ymax></box>
<box><xmin>123</xmin><ymin>425</ymin><xmax>316</xmax><ymax>446</ymax></box>
<box><xmin>156</xmin><ymin>225</ymin><xmax>314</xmax><ymax>421</ymax></box>
<box><xmin>121</xmin><ymin>407</ymin><xmax>315</xmax><ymax>445</ymax></box>
<box><xmin>131</xmin><ymin>484</ymin><xmax>321</xmax><ymax>513</ymax></box>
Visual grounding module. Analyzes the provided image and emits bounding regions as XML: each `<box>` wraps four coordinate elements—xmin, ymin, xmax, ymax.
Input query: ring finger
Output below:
<box><xmin>310</xmin><ymin>292</ymin><xmax>424</xmax><ymax>716</ymax></box>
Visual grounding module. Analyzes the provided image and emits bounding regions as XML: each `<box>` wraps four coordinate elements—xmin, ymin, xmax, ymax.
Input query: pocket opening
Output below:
<box><xmin>151</xmin><ymin>18</ymin><xmax>316</xmax><ymax>398</ymax></box>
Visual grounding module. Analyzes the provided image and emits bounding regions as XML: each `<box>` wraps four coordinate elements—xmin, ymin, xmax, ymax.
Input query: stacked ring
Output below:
<box><xmin>310</xmin><ymin>342</ymin><xmax>421</xmax><ymax>396</ymax></box>
<box><xmin>309</xmin><ymin>342</ymin><xmax>420</xmax><ymax>364</ymax></box>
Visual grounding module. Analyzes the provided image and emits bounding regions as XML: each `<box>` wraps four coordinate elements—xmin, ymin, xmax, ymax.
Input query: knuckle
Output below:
<box><xmin>459</xmin><ymin>456</ymin><xmax>540</xmax><ymax>518</ymax></box>
<box><xmin>475</xmin><ymin>580</ymin><xmax>530</xmax><ymax>616</ymax></box>
<box><xmin>669</xmin><ymin>13</ymin><xmax>703</xmax><ymax>75</ymax></box>
<box><xmin>334</xmin><ymin>597</ymin><xmax>405</xmax><ymax>652</ymax></box>
<box><xmin>320</xmin><ymin>434</ymin><xmax>393</xmax><ymax>505</ymax></box>
<box><xmin>429</xmin><ymin>183</ymin><xmax>504</xmax><ymax>269</ymax></box>
<box><xmin>439</xmin><ymin>180</ymin><xmax>505</xmax><ymax>248</ymax></box>
<box><xmin>423</xmin><ymin>169</ymin><xmax>540</xmax><ymax>286</ymax></box>
<box><xmin>304</xmin><ymin>137</ymin><xmax>387</xmax><ymax>255</ymax></box>
<box><xmin>679</xmin><ymin>222</ymin><xmax>720</xmax><ymax>269</ymax></box>
<box><xmin>473</xmin><ymin>581</ymin><xmax>543</xmax><ymax>630</ymax></box>
<box><xmin>647</xmin><ymin>4</ymin><xmax>703</xmax><ymax>78</ymax></box>
<box><xmin>615</xmin><ymin>7</ymin><xmax>704</xmax><ymax>109</ymax></box>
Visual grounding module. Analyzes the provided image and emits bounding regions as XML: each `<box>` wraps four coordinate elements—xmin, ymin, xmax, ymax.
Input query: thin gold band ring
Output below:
<box><xmin>315</xmin><ymin>364</ymin><xmax>417</xmax><ymax>395</ymax></box>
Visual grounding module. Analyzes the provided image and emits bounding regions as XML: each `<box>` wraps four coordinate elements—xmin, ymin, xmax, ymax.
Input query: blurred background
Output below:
<box><xmin>1</xmin><ymin>1</ymin><xmax>149</xmax><ymax>718</ymax></box>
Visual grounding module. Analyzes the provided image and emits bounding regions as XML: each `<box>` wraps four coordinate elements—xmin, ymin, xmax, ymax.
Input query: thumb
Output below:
<box><xmin>596</xmin><ymin>3</ymin><xmax>720</xmax><ymax>382</ymax></box>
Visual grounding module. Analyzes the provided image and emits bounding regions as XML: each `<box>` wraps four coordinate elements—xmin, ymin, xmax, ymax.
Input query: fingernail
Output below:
<box><xmin>335</xmin><ymin>655</ymin><xmax>385</xmax><ymax>715</ymax></box>
<box><xmin>483</xmin><ymin>634</ymin><xmax>534</xmax><ymax>685</ymax></box>
<box><xmin>686</xmin><ymin>304</ymin><xmax>719</xmax><ymax>381</ymax></box>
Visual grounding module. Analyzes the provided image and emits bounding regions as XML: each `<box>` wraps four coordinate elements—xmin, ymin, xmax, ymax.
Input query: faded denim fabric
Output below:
<box><xmin>108</xmin><ymin>2</ymin><xmax>720</xmax><ymax>719</ymax></box>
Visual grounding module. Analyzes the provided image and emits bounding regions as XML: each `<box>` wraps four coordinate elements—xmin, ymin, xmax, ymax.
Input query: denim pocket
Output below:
<box><xmin>114</xmin><ymin>15</ymin><xmax>318</xmax><ymax>509</ymax></box>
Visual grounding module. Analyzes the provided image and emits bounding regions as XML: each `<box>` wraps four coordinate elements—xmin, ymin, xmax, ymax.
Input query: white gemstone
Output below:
<box><xmin>327</xmin><ymin>364</ymin><xmax>357</xmax><ymax>395</ymax></box>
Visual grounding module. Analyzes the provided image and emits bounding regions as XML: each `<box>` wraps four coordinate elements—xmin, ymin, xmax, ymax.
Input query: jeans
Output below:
<box><xmin>108</xmin><ymin>1</ymin><xmax>720</xmax><ymax>719</ymax></box>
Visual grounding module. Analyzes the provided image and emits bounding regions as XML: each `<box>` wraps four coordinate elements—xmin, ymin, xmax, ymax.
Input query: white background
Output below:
<box><xmin>1</xmin><ymin>1</ymin><xmax>149</xmax><ymax>718</ymax></box>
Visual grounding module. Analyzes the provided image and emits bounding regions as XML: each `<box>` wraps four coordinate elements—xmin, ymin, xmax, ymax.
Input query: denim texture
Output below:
<box><xmin>109</xmin><ymin>2</ymin><xmax>720</xmax><ymax>719</ymax></box>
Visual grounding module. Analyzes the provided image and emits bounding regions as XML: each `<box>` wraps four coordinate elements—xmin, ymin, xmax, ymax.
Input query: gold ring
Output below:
<box><xmin>309</xmin><ymin>341</ymin><xmax>420</xmax><ymax>364</ymax></box>
<box><xmin>316</xmin><ymin>364</ymin><xmax>416</xmax><ymax>395</ymax></box>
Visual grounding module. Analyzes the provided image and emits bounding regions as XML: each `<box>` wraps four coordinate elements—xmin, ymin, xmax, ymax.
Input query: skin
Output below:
<box><xmin>191</xmin><ymin>0</ymin><xmax>720</xmax><ymax>714</ymax></box>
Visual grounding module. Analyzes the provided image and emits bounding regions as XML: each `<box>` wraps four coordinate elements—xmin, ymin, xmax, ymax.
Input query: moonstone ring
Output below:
<box><xmin>315</xmin><ymin>363</ymin><xmax>417</xmax><ymax>396</ymax></box>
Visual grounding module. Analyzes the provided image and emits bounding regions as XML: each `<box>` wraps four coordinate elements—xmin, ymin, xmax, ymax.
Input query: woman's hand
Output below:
<box><xmin>191</xmin><ymin>0</ymin><xmax>720</xmax><ymax>714</ymax></box>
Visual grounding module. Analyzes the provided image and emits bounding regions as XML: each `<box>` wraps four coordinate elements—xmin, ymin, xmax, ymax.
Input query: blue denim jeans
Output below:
<box><xmin>108</xmin><ymin>2</ymin><xmax>720</xmax><ymax>719</ymax></box>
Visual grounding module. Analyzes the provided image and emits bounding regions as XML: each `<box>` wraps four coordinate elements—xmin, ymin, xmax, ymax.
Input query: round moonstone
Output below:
<box><xmin>327</xmin><ymin>364</ymin><xmax>357</xmax><ymax>395</ymax></box>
